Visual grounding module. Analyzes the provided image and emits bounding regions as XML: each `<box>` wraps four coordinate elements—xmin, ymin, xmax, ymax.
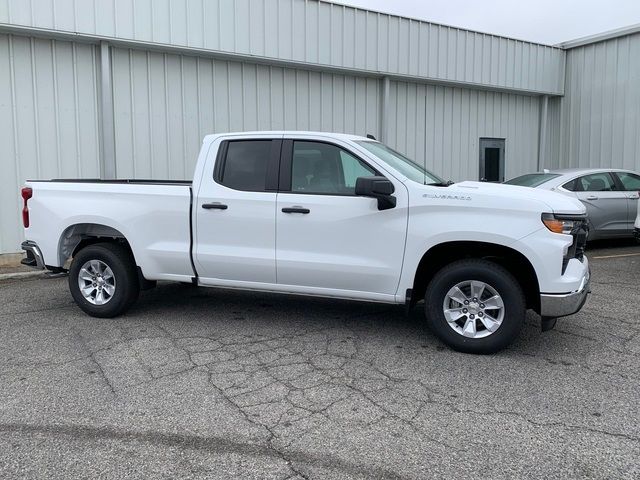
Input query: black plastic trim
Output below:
<box><xmin>188</xmin><ymin>187</ymin><xmax>199</xmax><ymax>282</ymax></box>
<box><xmin>27</xmin><ymin>179</ymin><xmax>192</xmax><ymax>186</ymax></box>
<box><xmin>202</xmin><ymin>203</ymin><xmax>228</xmax><ymax>210</ymax></box>
<box><xmin>266</xmin><ymin>140</ymin><xmax>282</xmax><ymax>191</ymax></box>
<box><xmin>279</xmin><ymin>139</ymin><xmax>293</xmax><ymax>191</ymax></box>
<box><xmin>282</xmin><ymin>207</ymin><xmax>310</xmax><ymax>214</ymax></box>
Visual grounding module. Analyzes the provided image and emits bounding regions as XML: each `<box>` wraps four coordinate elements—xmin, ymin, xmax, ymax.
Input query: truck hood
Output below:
<box><xmin>417</xmin><ymin>180</ymin><xmax>586</xmax><ymax>215</ymax></box>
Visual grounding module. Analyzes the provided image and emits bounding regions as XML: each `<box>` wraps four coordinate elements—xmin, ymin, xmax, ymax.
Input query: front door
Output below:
<box><xmin>195</xmin><ymin>137</ymin><xmax>281</xmax><ymax>284</ymax></box>
<box><xmin>479</xmin><ymin>138</ymin><xmax>505</xmax><ymax>182</ymax></box>
<box><xmin>275</xmin><ymin>139</ymin><xmax>408</xmax><ymax>297</ymax></box>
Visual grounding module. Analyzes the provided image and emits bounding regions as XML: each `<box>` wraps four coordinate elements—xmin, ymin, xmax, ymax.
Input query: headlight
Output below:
<box><xmin>541</xmin><ymin>213</ymin><xmax>585</xmax><ymax>235</ymax></box>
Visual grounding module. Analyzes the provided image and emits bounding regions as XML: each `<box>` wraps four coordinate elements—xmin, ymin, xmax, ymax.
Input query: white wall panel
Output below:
<box><xmin>110</xmin><ymin>46</ymin><xmax>380</xmax><ymax>179</ymax></box>
<box><xmin>386</xmin><ymin>80</ymin><xmax>540</xmax><ymax>182</ymax></box>
<box><xmin>1</xmin><ymin>0</ymin><xmax>565</xmax><ymax>94</ymax></box>
<box><xmin>553</xmin><ymin>33</ymin><xmax>640</xmax><ymax>171</ymax></box>
<box><xmin>0</xmin><ymin>33</ymin><xmax>100</xmax><ymax>254</ymax></box>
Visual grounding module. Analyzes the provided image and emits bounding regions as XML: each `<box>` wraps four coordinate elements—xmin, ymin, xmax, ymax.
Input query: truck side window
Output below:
<box><xmin>220</xmin><ymin>140</ymin><xmax>272</xmax><ymax>191</ymax></box>
<box><xmin>291</xmin><ymin>141</ymin><xmax>376</xmax><ymax>195</ymax></box>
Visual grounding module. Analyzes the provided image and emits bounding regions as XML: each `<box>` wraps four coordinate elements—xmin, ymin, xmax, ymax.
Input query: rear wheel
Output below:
<box><xmin>425</xmin><ymin>259</ymin><xmax>525</xmax><ymax>354</ymax></box>
<box><xmin>69</xmin><ymin>242</ymin><xmax>139</xmax><ymax>318</ymax></box>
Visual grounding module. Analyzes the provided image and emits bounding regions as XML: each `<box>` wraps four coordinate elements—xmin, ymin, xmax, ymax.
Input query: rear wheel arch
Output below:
<box><xmin>59</xmin><ymin>223</ymin><xmax>133</xmax><ymax>265</ymax></box>
<box><xmin>411</xmin><ymin>241</ymin><xmax>541</xmax><ymax>313</ymax></box>
<box><xmin>60</xmin><ymin>223</ymin><xmax>156</xmax><ymax>289</ymax></box>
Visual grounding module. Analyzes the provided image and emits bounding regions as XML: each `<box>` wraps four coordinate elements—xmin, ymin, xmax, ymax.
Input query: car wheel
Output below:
<box><xmin>425</xmin><ymin>259</ymin><xmax>526</xmax><ymax>354</ymax></box>
<box><xmin>69</xmin><ymin>242</ymin><xmax>140</xmax><ymax>318</ymax></box>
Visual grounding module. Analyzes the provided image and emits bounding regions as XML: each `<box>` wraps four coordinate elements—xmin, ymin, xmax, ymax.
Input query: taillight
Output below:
<box><xmin>21</xmin><ymin>187</ymin><xmax>32</xmax><ymax>228</ymax></box>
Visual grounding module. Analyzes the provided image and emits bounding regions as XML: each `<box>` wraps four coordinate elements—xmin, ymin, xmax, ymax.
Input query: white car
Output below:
<box><xmin>20</xmin><ymin>132</ymin><xmax>590</xmax><ymax>354</ymax></box>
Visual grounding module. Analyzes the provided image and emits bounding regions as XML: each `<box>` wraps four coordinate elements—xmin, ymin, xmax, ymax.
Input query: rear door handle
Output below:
<box><xmin>586</xmin><ymin>195</ymin><xmax>598</xmax><ymax>200</ymax></box>
<box><xmin>282</xmin><ymin>207</ymin><xmax>310</xmax><ymax>214</ymax></box>
<box><xmin>202</xmin><ymin>202</ymin><xmax>228</xmax><ymax>210</ymax></box>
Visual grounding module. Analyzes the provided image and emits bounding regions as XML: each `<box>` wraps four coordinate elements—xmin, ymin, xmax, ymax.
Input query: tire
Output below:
<box><xmin>424</xmin><ymin>259</ymin><xmax>525</xmax><ymax>354</ymax></box>
<box><xmin>69</xmin><ymin>242</ymin><xmax>140</xmax><ymax>318</ymax></box>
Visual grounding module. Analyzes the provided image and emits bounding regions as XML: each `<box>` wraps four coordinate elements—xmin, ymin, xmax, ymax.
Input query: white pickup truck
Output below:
<box><xmin>20</xmin><ymin>131</ymin><xmax>590</xmax><ymax>353</ymax></box>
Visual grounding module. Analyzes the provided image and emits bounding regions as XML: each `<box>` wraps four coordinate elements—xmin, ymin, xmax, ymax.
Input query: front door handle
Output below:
<box><xmin>202</xmin><ymin>202</ymin><xmax>228</xmax><ymax>210</ymax></box>
<box><xmin>282</xmin><ymin>207</ymin><xmax>310</xmax><ymax>214</ymax></box>
<box><xmin>586</xmin><ymin>195</ymin><xmax>598</xmax><ymax>200</ymax></box>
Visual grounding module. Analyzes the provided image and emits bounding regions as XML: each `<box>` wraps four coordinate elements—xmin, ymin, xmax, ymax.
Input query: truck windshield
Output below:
<box><xmin>504</xmin><ymin>173</ymin><xmax>560</xmax><ymax>188</ymax></box>
<box><xmin>354</xmin><ymin>141</ymin><xmax>444</xmax><ymax>185</ymax></box>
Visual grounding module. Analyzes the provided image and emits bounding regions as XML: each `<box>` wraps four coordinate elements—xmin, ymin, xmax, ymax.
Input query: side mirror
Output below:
<box><xmin>355</xmin><ymin>176</ymin><xmax>397</xmax><ymax>210</ymax></box>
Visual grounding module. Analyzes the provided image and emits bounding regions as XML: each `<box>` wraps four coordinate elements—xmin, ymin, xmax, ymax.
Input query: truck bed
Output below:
<box><xmin>25</xmin><ymin>180</ymin><xmax>195</xmax><ymax>282</ymax></box>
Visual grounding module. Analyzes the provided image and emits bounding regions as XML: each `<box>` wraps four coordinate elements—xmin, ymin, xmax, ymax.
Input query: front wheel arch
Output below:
<box><xmin>411</xmin><ymin>241</ymin><xmax>540</xmax><ymax>313</ymax></box>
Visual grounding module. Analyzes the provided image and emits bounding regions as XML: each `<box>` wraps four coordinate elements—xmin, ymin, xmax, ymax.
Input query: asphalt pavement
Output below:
<box><xmin>0</xmin><ymin>241</ymin><xmax>639</xmax><ymax>479</ymax></box>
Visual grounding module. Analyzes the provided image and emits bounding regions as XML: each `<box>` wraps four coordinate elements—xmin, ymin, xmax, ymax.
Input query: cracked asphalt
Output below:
<box><xmin>1</xmin><ymin>242</ymin><xmax>639</xmax><ymax>479</ymax></box>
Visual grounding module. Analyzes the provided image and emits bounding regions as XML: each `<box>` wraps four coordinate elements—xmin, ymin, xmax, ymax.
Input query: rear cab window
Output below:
<box><xmin>216</xmin><ymin>140</ymin><xmax>279</xmax><ymax>191</ymax></box>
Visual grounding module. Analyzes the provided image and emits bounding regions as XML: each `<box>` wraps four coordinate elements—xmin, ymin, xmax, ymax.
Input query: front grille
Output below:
<box><xmin>562</xmin><ymin>219</ymin><xmax>588</xmax><ymax>273</ymax></box>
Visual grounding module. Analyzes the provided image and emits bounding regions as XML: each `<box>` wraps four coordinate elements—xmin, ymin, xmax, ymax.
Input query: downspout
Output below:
<box><xmin>99</xmin><ymin>41</ymin><xmax>116</xmax><ymax>179</ymax></box>
<box><xmin>538</xmin><ymin>95</ymin><xmax>549</xmax><ymax>171</ymax></box>
<box><xmin>380</xmin><ymin>76</ymin><xmax>390</xmax><ymax>142</ymax></box>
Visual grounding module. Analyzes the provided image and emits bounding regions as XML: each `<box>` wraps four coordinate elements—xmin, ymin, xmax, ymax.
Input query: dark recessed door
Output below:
<box><xmin>479</xmin><ymin>138</ymin><xmax>505</xmax><ymax>182</ymax></box>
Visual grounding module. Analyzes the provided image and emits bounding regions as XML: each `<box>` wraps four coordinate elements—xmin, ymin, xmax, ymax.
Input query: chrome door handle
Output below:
<box><xmin>586</xmin><ymin>195</ymin><xmax>598</xmax><ymax>200</ymax></box>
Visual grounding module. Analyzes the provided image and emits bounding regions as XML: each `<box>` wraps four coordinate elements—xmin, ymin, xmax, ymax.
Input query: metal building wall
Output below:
<box><xmin>0</xmin><ymin>33</ymin><xmax>101</xmax><ymax>255</ymax></box>
<box><xmin>386</xmin><ymin>81</ymin><xmax>541</xmax><ymax>181</ymax></box>
<box><xmin>0</xmin><ymin>0</ymin><xmax>565</xmax><ymax>94</ymax></box>
<box><xmin>110</xmin><ymin>47</ymin><xmax>380</xmax><ymax>179</ymax></box>
<box><xmin>551</xmin><ymin>32</ymin><xmax>640</xmax><ymax>170</ymax></box>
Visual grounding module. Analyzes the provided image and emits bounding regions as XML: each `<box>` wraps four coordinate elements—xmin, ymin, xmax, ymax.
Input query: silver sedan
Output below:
<box><xmin>505</xmin><ymin>168</ymin><xmax>640</xmax><ymax>240</ymax></box>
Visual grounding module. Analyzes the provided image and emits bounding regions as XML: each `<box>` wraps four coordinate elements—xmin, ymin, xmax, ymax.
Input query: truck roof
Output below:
<box><xmin>203</xmin><ymin>131</ymin><xmax>373</xmax><ymax>143</ymax></box>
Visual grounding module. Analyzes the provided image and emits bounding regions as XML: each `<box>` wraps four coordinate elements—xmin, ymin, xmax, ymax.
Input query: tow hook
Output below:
<box><xmin>541</xmin><ymin>316</ymin><xmax>557</xmax><ymax>332</ymax></box>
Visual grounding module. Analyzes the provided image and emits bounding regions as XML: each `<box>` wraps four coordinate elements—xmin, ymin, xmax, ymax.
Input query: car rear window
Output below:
<box><xmin>504</xmin><ymin>173</ymin><xmax>560</xmax><ymax>188</ymax></box>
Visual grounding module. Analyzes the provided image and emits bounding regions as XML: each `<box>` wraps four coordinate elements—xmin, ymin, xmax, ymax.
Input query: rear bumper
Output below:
<box><xmin>539</xmin><ymin>267</ymin><xmax>590</xmax><ymax>318</ymax></box>
<box><xmin>21</xmin><ymin>241</ymin><xmax>45</xmax><ymax>269</ymax></box>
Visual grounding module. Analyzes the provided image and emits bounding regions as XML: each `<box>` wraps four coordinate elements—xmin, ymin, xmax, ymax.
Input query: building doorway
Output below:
<box><xmin>479</xmin><ymin>138</ymin><xmax>505</xmax><ymax>182</ymax></box>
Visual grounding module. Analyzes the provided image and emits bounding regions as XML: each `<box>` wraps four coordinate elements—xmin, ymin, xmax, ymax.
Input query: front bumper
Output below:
<box><xmin>21</xmin><ymin>241</ymin><xmax>45</xmax><ymax>270</ymax></box>
<box><xmin>540</xmin><ymin>267</ymin><xmax>590</xmax><ymax>318</ymax></box>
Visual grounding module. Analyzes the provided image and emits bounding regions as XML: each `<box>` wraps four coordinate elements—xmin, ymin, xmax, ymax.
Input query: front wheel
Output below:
<box><xmin>69</xmin><ymin>242</ymin><xmax>140</xmax><ymax>318</ymax></box>
<box><xmin>425</xmin><ymin>259</ymin><xmax>525</xmax><ymax>354</ymax></box>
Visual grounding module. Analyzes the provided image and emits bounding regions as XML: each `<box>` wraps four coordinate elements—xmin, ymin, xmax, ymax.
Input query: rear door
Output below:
<box><xmin>564</xmin><ymin>172</ymin><xmax>628</xmax><ymax>238</ymax></box>
<box><xmin>275</xmin><ymin>138</ymin><xmax>408</xmax><ymax>297</ymax></box>
<box><xmin>195</xmin><ymin>136</ymin><xmax>281</xmax><ymax>284</ymax></box>
<box><xmin>614</xmin><ymin>171</ymin><xmax>640</xmax><ymax>230</ymax></box>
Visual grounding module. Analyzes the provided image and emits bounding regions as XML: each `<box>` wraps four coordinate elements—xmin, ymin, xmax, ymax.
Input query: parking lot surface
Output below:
<box><xmin>1</xmin><ymin>242</ymin><xmax>639</xmax><ymax>479</ymax></box>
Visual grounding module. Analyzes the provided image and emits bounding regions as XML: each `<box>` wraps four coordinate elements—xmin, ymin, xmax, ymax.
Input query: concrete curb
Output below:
<box><xmin>0</xmin><ymin>271</ymin><xmax>45</xmax><ymax>281</ymax></box>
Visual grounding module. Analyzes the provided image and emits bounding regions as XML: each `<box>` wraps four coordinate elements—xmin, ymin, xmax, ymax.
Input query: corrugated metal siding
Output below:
<box><xmin>556</xmin><ymin>33</ymin><xmax>640</xmax><ymax>170</ymax></box>
<box><xmin>386</xmin><ymin>80</ymin><xmax>540</xmax><ymax>181</ymax></box>
<box><xmin>0</xmin><ymin>33</ymin><xmax>100</xmax><ymax>254</ymax></box>
<box><xmin>0</xmin><ymin>0</ymin><xmax>565</xmax><ymax>94</ymax></box>
<box><xmin>110</xmin><ymin>46</ymin><xmax>380</xmax><ymax>178</ymax></box>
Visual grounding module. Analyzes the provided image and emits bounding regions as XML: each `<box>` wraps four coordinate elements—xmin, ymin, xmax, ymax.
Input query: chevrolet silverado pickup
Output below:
<box><xmin>20</xmin><ymin>132</ymin><xmax>591</xmax><ymax>353</ymax></box>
